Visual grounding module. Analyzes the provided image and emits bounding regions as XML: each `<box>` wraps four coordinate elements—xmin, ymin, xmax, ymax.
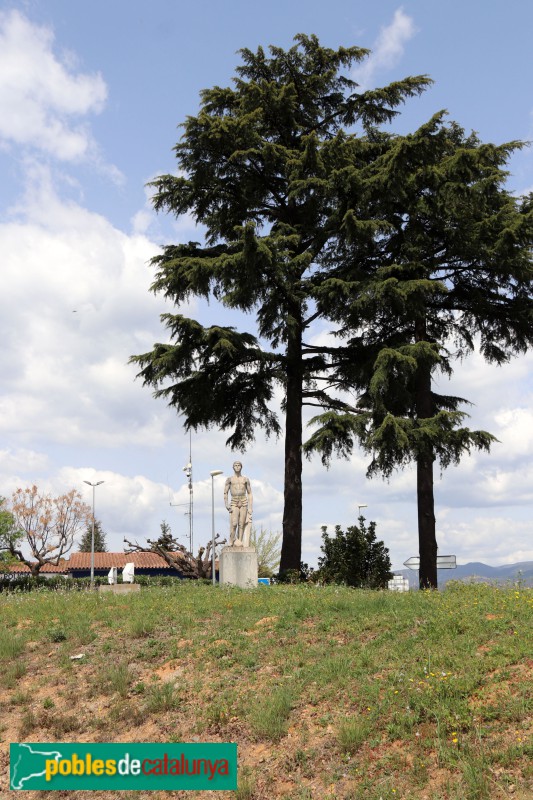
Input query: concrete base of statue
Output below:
<box><xmin>98</xmin><ymin>584</ymin><xmax>141</xmax><ymax>595</ymax></box>
<box><xmin>219</xmin><ymin>546</ymin><xmax>258</xmax><ymax>588</ymax></box>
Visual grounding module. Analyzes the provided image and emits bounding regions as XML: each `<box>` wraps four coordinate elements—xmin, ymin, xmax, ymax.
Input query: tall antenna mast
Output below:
<box><xmin>189</xmin><ymin>430</ymin><xmax>193</xmax><ymax>553</ymax></box>
<box><xmin>182</xmin><ymin>430</ymin><xmax>193</xmax><ymax>553</ymax></box>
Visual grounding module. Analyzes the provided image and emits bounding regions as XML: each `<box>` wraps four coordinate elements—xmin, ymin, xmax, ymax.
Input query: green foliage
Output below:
<box><xmin>305</xmin><ymin>114</ymin><xmax>533</xmax><ymax>588</ymax></box>
<box><xmin>78</xmin><ymin>518</ymin><xmax>108</xmax><ymax>552</ymax></box>
<box><xmin>275</xmin><ymin>562</ymin><xmax>315</xmax><ymax>583</ymax></box>
<box><xmin>0</xmin><ymin>550</ymin><xmax>19</xmax><ymax>569</ymax></box>
<box><xmin>0</xmin><ymin>497</ymin><xmax>23</xmax><ymax>559</ymax></box>
<box><xmin>157</xmin><ymin>520</ymin><xmax>173</xmax><ymax>549</ymax></box>
<box><xmin>317</xmin><ymin>518</ymin><xmax>392</xmax><ymax>589</ymax></box>
<box><xmin>131</xmin><ymin>33</ymin><xmax>430</xmax><ymax>573</ymax></box>
<box><xmin>250</xmin><ymin>526</ymin><xmax>281</xmax><ymax>577</ymax></box>
<box><xmin>308</xmin><ymin>115</ymin><xmax>533</xmax><ymax>473</ymax></box>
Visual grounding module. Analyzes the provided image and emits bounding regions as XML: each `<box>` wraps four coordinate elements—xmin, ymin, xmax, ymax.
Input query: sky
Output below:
<box><xmin>1</xmin><ymin>0</ymin><xmax>532</xmax><ymax>571</ymax></box>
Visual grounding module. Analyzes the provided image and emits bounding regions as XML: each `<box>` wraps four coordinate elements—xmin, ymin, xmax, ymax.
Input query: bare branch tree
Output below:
<box><xmin>8</xmin><ymin>486</ymin><xmax>92</xmax><ymax>577</ymax></box>
<box><xmin>124</xmin><ymin>529</ymin><xmax>227</xmax><ymax>579</ymax></box>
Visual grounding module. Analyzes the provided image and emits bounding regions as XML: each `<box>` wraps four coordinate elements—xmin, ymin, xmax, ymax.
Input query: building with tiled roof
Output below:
<box><xmin>7</xmin><ymin>559</ymin><xmax>70</xmax><ymax>575</ymax></box>
<box><xmin>4</xmin><ymin>552</ymin><xmax>186</xmax><ymax>579</ymax></box>
<box><xmin>68</xmin><ymin>552</ymin><xmax>174</xmax><ymax>572</ymax></box>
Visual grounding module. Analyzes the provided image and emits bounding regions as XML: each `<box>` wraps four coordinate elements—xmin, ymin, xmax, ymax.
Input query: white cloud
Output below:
<box><xmin>0</xmin><ymin>166</ymin><xmax>179</xmax><ymax>450</ymax></box>
<box><xmin>0</xmin><ymin>448</ymin><xmax>50</xmax><ymax>477</ymax></box>
<box><xmin>0</xmin><ymin>10</ymin><xmax>107</xmax><ymax>160</ymax></box>
<box><xmin>352</xmin><ymin>8</ymin><xmax>417</xmax><ymax>91</ymax></box>
<box><xmin>492</xmin><ymin>407</ymin><xmax>533</xmax><ymax>459</ymax></box>
<box><xmin>0</xmin><ymin>7</ymin><xmax>530</xmax><ymax>575</ymax></box>
<box><xmin>130</xmin><ymin>178</ymin><xmax>203</xmax><ymax>243</ymax></box>
<box><xmin>439</xmin><ymin>516</ymin><xmax>533</xmax><ymax>564</ymax></box>
<box><xmin>4</xmin><ymin>465</ymin><xmax>283</xmax><ymax>554</ymax></box>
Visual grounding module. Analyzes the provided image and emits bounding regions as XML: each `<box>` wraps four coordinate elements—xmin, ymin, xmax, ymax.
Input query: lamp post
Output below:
<box><xmin>183</xmin><ymin>461</ymin><xmax>193</xmax><ymax>553</ymax></box>
<box><xmin>357</xmin><ymin>503</ymin><xmax>367</xmax><ymax>517</ymax></box>
<box><xmin>210</xmin><ymin>470</ymin><xmax>223</xmax><ymax>586</ymax></box>
<box><xmin>83</xmin><ymin>480</ymin><xmax>104</xmax><ymax>589</ymax></box>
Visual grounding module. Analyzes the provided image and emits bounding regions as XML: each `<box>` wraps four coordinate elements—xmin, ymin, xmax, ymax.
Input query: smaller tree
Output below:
<box><xmin>250</xmin><ymin>527</ymin><xmax>282</xmax><ymax>578</ymax></box>
<box><xmin>317</xmin><ymin>518</ymin><xmax>392</xmax><ymax>589</ymax></box>
<box><xmin>0</xmin><ymin>498</ymin><xmax>23</xmax><ymax>570</ymax></box>
<box><xmin>155</xmin><ymin>520</ymin><xmax>173</xmax><ymax>550</ymax></box>
<box><xmin>7</xmin><ymin>486</ymin><xmax>92</xmax><ymax>577</ymax></box>
<box><xmin>124</xmin><ymin>529</ymin><xmax>227</xmax><ymax>580</ymax></box>
<box><xmin>78</xmin><ymin>518</ymin><xmax>108</xmax><ymax>552</ymax></box>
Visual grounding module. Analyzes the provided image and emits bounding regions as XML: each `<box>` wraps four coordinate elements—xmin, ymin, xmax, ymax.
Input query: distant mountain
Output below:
<box><xmin>393</xmin><ymin>561</ymin><xmax>533</xmax><ymax>589</ymax></box>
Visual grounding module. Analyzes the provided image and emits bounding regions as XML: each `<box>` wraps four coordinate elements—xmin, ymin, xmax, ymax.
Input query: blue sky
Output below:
<box><xmin>1</xmin><ymin>0</ymin><xmax>532</xmax><ymax>569</ymax></box>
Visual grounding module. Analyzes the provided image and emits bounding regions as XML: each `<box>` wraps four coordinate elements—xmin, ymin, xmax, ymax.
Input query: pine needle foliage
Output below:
<box><xmin>306</xmin><ymin>114</ymin><xmax>533</xmax><ymax>588</ymax></box>
<box><xmin>78</xmin><ymin>519</ymin><xmax>108</xmax><ymax>553</ymax></box>
<box><xmin>131</xmin><ymin>34</ymin><xmax>430</xmax><ymax>573</ymax></box>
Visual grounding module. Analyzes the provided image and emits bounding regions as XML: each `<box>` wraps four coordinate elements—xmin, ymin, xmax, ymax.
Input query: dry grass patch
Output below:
<box><xmin>0</xmin><ymin>582</ymin><xmax>530</xmax><ymax>799</ymax></box>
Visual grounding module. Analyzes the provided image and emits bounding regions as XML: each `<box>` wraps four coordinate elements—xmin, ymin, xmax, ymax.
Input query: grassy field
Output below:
<box><xmin>0</xmin><ymin>581</ymin><xmax>531</xmax><ymax>799</ymax></box>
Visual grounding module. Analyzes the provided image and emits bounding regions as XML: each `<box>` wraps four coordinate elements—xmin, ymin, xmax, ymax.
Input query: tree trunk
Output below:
<box><xmin>415</xmin><ymin>317</ymin><xmax>438</xmax><ymax>590</ymax></box>
<box><xmin>417</xmin><ymin>454</ymin><xmax>437</xmax><ymax>589</ymax></box>
<box><xmin>279</xmin><ymin>323</ymin><xmax>303</xmax><ymax>574</ymax></box>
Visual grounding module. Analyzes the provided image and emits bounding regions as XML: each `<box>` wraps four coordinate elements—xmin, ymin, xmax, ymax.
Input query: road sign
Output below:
<box><xmin>403</xmin><ymin>555</ymin><xmax>457</xmax><ymax>570</ymax></box>
<box><xmin>436</xmin><ymin>555</ymin><xmax>457</xmax><ymax>569</ymax></box>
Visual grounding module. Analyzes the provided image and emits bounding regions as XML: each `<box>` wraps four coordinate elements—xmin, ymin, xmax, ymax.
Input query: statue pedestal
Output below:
<box><xmin>219</xmin><ymin>546</ymin><xmax>258</xmax><ymax>588</ymax></box>
<box><xmin>97</xmin><ymin>584</ymin><xmax>141</xmax><ymax>595</ymax></box>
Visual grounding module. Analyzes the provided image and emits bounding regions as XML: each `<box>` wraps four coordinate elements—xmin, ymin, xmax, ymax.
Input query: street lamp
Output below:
<box><xmin>357</xmin><ymin>503</ymin><xmax>367</xmax><ymax>517</ymax></box>
<box><xmin>83</xmin><ymin>480</ymin><xmax>104</xmax><ymax>589</ymax></box>
<box><xmin>183</xmin><ymin>461</ymin><xmax>193</xmax><ymax>553</ymax></box>
<box><xmin>210</xmin><ymin>470</ymin><xmax>223</xmax><ymax>586</ymax></box>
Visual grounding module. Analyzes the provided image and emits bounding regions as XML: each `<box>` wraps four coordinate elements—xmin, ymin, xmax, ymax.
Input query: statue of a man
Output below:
<box><xmin>224</xmin><ymin>461</ymin><xmax>253</xmax><ymax>547</ymax></box>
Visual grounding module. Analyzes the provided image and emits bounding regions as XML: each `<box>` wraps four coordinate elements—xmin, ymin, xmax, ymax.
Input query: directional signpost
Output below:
<box><xmin>403</xmin><ymin>555</ymin><xmax>457</xmax><ymax>570</ymax></box>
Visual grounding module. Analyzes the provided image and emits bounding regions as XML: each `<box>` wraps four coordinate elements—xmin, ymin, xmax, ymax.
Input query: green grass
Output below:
<box><xmin>144</xmin><ymin>680</ymin><xmax>179</xmax><ymax>713</ymax></box>
<box><xmin>0</xmin><ymin>581</ymin><xmax>531</xmax><ymax>798</ymax></box>
<box><xmin>337</xmin><ymin>716</ymin><xmax>371</xmax><ymax>754</ymax></box>
<box><xmin>0</xmin><ymin>629</ymin><xmax>25</xmax><ymax>660</ymax></box>
<box><xmin>94</xmin><ymin>661</ymin><xmax>131</xmax><ymax>698</ymax></box>
<box><xmin>248</xmin><ymin>684</ymin><xmax>296</xmax><ymax>741</ymax></box>
<box><xmin>1</xmin><ymin>660</ymin><xmax>26</xmax><ymax>689</ymax></box>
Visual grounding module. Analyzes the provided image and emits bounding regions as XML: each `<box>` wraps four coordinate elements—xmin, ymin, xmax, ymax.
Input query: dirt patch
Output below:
<box><xmin>254</xmin><ymin>616</ymin><xmax>278</xmax><ymax>626</ymax></box>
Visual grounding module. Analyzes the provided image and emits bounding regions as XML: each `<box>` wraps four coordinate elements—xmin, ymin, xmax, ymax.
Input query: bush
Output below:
<box><xmin>316</xmin><ymin>518</ymin><xmax>392</xmax><ymax>589</ymax></box>
<box><xmin>274</xmin><ymin>562</ymin><xmax>315</xmax><ymax>584</ymax></box>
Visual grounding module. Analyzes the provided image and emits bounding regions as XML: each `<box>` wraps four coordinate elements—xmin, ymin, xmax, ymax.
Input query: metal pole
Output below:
<box><xmin>83</xmin><ymin>480</ymin><xmax>104</xmax><ymax>590</ymax></box>
<box><xmin>209</xmin><ymin>470</ymin><xmax>223</xmax><ymax>586</ymax></box>
<box><xmin>189</xmin><ymin>431</ymin><xmax>193</xmax><ymax>555</ymax></box>
<box><xmin>90</xmin><ymin>484</ymin><xmax>95</xmax><ymax>589</ymax></box>
<box><xmin>211</xmin><ymin>475</ymin><xmax>215</xmax><ymax>585</ymax></box>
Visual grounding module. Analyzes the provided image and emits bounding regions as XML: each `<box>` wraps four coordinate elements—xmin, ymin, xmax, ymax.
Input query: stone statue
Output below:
<box><xmin>224</xmin><ymin>461</ymin><xmax>253</xmax><ymax>547</ymax></box>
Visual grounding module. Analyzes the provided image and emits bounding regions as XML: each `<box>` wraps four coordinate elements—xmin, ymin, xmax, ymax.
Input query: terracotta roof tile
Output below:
<box><xmin>3</xmin><ymin>552</ymin><xmax>187</xmax><ymax>574</ymax></box>
<box><xmin>69</xmin><ymin>552</ymin><xmax>173</xmax><ymax>570</ymax></box>
<box><xmin>7</xmin><ymin>560</ymin><xmax>70</xmax><ymax>574</ymax></box>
